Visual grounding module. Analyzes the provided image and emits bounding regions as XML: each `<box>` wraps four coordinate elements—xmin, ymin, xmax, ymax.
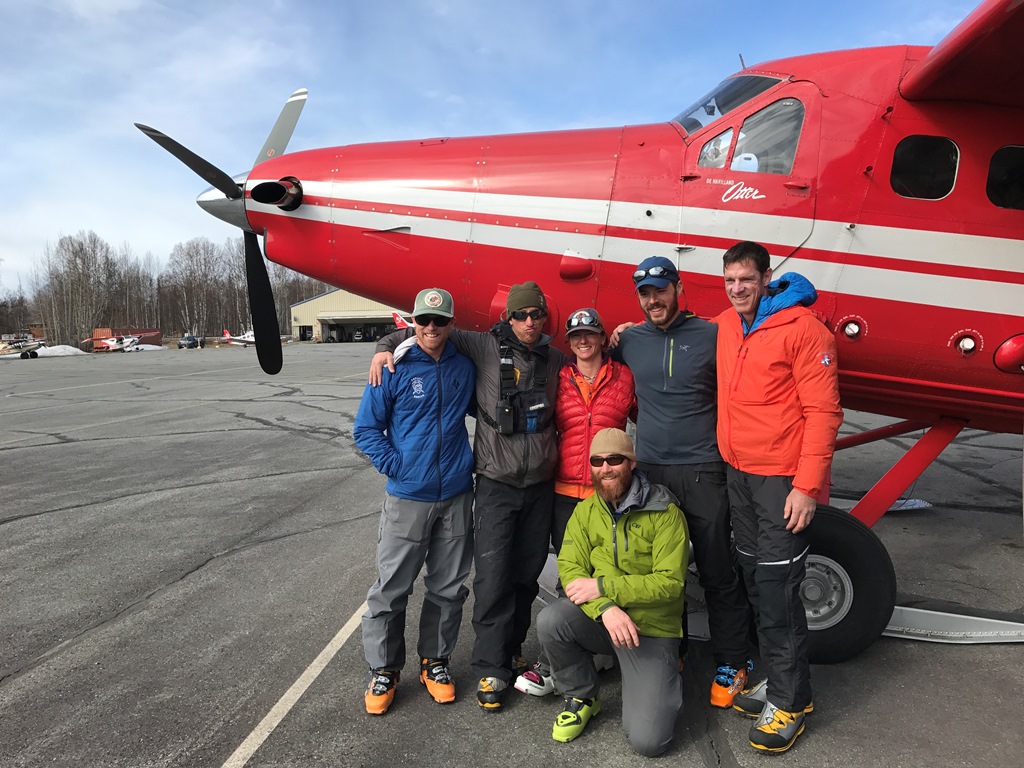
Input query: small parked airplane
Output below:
<box><xmin>0</xmin><ymin>337</ymin><xmax>46</xmax><ymax>359</ymax></box>
<box><xmin>221</xmin><ymin>329</ymin><xmax>256</xmax><ymax>347</ymax></box>
<box><xmin>88</xmin><ymin>335</ymin><xmax>142</xmax><ymax>353</ymax></box>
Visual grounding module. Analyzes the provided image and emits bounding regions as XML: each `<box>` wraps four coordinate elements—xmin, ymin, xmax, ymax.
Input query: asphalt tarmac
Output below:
<box><xmin>1</xmin><ymin>343</ymin><xmax>1022</xmax><ymax>768</ymax></box>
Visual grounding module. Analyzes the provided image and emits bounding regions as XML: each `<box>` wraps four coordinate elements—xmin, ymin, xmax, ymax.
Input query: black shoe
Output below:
<box><xmin>477</xmin><ymin>676</ymin><xmax>508</xmax><ymax>712</ymax></box>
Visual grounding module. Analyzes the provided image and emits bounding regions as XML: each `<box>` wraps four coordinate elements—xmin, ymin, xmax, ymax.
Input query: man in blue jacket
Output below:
<box><xmin>353</xmin><ymin>287</ymin><xmax>476</xmax><ymax>715</ymax></box>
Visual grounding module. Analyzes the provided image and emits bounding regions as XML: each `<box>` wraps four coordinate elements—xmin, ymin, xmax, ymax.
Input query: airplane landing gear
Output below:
<box><xmin>805</xmin><ymin>506</ymin><xmax>897</xmax><ymax>664</ymax></box>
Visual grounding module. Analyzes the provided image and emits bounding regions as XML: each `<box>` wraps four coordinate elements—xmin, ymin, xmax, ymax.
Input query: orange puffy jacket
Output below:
<box><xmin>714</xmin><ymin>306</ymin><xmax>842</xmax><ymax>497</ymax></box>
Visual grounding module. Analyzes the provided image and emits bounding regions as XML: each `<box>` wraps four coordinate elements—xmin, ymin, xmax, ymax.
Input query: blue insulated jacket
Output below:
<box><xmin>354</xmin><ymin>340</ymin><xmax>476</xmax><ymax>502</ymax></box>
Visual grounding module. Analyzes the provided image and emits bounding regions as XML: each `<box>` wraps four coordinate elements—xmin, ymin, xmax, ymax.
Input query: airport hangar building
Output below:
<box><xmin>290</xmin><ymin>288</ymin><xmax>406</xmax><ymax>344</ymax></box>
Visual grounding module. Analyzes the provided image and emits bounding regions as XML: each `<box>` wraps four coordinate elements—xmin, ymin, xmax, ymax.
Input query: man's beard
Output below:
<box><xmin>645</xmin><ymin>296</ymin><xmax>679</xmax><ymax>325</ymax></box>
<box><xmin>592</xmin><ymin>470</ymin><xmax>632</xmax><ymax>503</ymax></box>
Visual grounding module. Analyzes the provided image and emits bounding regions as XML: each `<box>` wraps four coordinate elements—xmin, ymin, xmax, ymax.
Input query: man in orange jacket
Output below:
<box><xmin>713</xmin><ymin>241</ymin><xmax>842</xmax><ymax>754</ymax></box>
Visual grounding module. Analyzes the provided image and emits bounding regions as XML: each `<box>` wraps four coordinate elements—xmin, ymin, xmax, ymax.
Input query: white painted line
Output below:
<box><xmin>221</xmin><ymin>600</ymin><xmax>368</xmax><ymax>768</ymax></box>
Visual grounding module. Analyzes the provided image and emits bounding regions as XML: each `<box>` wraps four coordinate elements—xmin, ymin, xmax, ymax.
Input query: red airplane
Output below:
<box><xmin>136</xmin><ymin>0</ymin><xmax>1024</xmax><ymax>663</ymax></box>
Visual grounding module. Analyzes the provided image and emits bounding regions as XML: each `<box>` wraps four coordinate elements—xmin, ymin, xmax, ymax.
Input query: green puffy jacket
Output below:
<box><xmin>557</xmin><ymin>477</ymin><xmax>688</xmax><ymax>638</ymax></box>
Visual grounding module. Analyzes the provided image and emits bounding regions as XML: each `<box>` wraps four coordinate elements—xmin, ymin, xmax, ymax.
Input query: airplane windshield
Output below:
<box><xmin>673</xmin><ymin>75</ymin><xmax>781</xmax><ymax>135</ymax></box>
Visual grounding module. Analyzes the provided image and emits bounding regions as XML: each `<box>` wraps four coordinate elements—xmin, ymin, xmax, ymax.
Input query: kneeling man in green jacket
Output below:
<box><xmin>537</xmin><ymin>427</ymin><xmax>689</xmax><ymax>756</ymax></box>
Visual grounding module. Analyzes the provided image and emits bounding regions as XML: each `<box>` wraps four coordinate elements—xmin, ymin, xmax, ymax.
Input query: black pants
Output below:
<box><xmin>727</xmin><ymin>467</ymin><xmax>811</xmax><ymax>712</ymax></box>
<box><xmin>639</xmin><ymin>461</ymin><xmax>752</xmax><ymax>668</ymax></box>
<box><xmin>552</xmin><ymin>493</ymin><xmax>579</xmax><ymax>556</ymax></box>
<box><xmin>470</xmin><ymin>475</ymin><xmax>554</xmax><ymax>681</ymax></box>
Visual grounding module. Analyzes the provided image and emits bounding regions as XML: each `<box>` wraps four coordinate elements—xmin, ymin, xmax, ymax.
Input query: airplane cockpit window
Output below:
<box><xmin>986</xmin><ymin>146</ymin><xmax>1024</xmax><ymax>210</ymax></box>
<box><xmin>890</xmin><ymin>135</ymin><xmax>958</xmax><ymax>200</ymax></box>
<box><xmin>673</xmin><ymin>75</ymin><xmax>780</xmax><ymax>135</ymax></box>
<box><xmin>732</xmin><ymin>99</ymin><xmax>805</xmax><ymax>175</ymax></box>
<box><xmin>698</xmin><ymin>128</ymin><xmax>734</xmax><ymax>169</ymax></box>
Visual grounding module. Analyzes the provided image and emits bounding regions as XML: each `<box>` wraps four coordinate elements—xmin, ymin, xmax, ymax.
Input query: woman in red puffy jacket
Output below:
<box><xmin>515</xmin><ymin>306</ymin><xmax>636</xmax><ymax>697</ymax></box>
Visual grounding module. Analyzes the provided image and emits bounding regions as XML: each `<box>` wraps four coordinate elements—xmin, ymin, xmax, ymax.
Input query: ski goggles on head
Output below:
<box><xmin>565</xmin><ymin>309</ymin><xmax>603</xmax><ymax>333</ymax></box>
<box><xmin>632</xmin><ymin>265</ymin><xmax>678</xmax><ymax>283</ymax></box>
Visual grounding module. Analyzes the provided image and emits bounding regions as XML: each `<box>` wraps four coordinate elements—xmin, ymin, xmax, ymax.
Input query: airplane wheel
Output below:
<box><xmin>29</xmin><ymin>350</ymin><xmax>38</xmax><ymax>358</ymax></box>
<box><xmin>20</xmin><ymin>351</ymin><xmax>29</xmax><ymax>359</ymax></box>
<box><xmin>804</xmin><ymin>506</ymin><xmax>896</xmax><ymax>664</ymax></box>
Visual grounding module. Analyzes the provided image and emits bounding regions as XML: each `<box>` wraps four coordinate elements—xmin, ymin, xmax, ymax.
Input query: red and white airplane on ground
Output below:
<box><xmin>88</xmin><ymin>334</ymin><xmax>142</xmax><ymax>353</ymax></box>
<box><xmin>222</xmin><ymin>329</ymin><xmax>257</xmax><ymax>347</ymax></box>
<box><xmin>137</xmin><ymin>0</ymin><xmax>1024</xmax><ymax>662</ymax></box>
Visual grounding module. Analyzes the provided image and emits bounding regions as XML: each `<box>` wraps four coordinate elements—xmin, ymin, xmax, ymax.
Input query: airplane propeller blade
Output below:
<box><xmin>134</xmin><ymin>123</ymin><xmax>243</xmax><ymax>200</ymax></box>
<box><xmin>244</xmin><ymin>231</ymin><xmax>283</xmax><ymax>375</ymax></box>
<box><xmin>253</xmin><ymin>88</ymin><xmax>308</xmax><ymax>167</ymax></box>
<box><xmin>137</xmin><ymin>88</ymin><xmax>308</xmax><ymax>375</ymax></box>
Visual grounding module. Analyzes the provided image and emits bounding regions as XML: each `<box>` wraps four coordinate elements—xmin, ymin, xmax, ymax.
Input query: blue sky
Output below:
<box><xmin>0</xmin><ymin>0</ymin><xmax>980</xmax><ymax>292</ymax></box>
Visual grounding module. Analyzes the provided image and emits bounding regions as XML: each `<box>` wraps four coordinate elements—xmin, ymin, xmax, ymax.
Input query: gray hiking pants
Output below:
<box><xmin>538</xmin><ymin>598</ymin><xmax>682</xmax><ymax>757</ymax></box>
<box><xmin>362</xmin><ymin>491</ymin><xmax>473</xmax><ymax>671</ymax></box>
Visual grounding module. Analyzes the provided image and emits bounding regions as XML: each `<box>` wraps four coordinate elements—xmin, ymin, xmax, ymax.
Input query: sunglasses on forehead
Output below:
<box><xmin>589</xmin><ymin>454</ymin><xmax>629</xmax><ymax>467</ymax></box>
<box><xmin>414</xmin><ymin>314</ymin><xmax>451</xmax><ymax>327</ymax></box>
<box><xmin>632</xmin><ymin>265</ymin><xmax>677</xmax><ymax>282</ymax></box>
<box><xmin>509</xmin><ymin>308</ymin><xmax>547</xmax><ymax>321</ymax></box>
<box><xmin>566</xmin><ymin>313</ymin><xmax>602</xmax><ymax>330</ymax></box>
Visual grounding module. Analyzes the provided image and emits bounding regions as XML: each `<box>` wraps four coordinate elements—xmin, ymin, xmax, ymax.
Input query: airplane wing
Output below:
<box><xmin>900</xmin><ymin>0</ymin><xmax>1024</xmax><ymax>107</ymax></box>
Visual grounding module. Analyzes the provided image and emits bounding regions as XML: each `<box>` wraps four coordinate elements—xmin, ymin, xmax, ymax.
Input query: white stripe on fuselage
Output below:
<box><xmin>247</xmin><ymin>181</ymin><xmax>1021</xmax><ymax>315</ymax></box>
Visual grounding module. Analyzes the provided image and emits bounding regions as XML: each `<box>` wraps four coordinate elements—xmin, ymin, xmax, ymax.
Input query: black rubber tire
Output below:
<box><xmin>29</xmin><ymin>350</ymin><xmax>38</xmax><ymax>358</ymax></box>
<box><xmin>804</xmin><ymin>506</ymin><xmax>897</xmax><ymax>664</ymax></box>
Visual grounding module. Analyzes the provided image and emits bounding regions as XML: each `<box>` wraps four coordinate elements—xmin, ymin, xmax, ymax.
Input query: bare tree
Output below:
<box><xmin>33</xmin><ymin>232</ymin><xmax>113</xmax><ymax>345</ymax></box>
<box><xmin>0</xmin><ymin>284</ymin><xmax>33</xmax><ymax>335</ymax></box>
<box><xmin>164</xmin><ymin>238</ymin><xmax>225</xmax><ymax>335</ymax></box>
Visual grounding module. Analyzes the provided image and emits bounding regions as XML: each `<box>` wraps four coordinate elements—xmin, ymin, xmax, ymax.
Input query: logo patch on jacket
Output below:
<box><xmin>411</xmin><ymin>377</ymin><xmax>426</xmax><ymax>398</ymax></box>
<box><xmin>820</xmin><ymin>353</ymin><xmax>833</xmax><ymax>366</ymax></box>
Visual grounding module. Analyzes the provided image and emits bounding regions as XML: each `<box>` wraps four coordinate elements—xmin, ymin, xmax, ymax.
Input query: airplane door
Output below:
<box><xmin>678</xmin><ymin>82</ymin><xmax>825</xmax><ymax>313</ymax></box>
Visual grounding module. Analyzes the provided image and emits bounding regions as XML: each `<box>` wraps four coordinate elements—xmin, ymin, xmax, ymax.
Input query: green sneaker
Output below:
<box><xmin>733</xmin><ymin>678</ymin><xmax>814</xmax><ymax>718</ymax></box>
<box><xmin>552</xmin><ymin>696</ymin><xmax>601</xmax><ymax>743</ymax></box>
<box><xmin>749</xmin><ymin>701</ymin><xmax>806</xmax><ymax>753</ymax></box>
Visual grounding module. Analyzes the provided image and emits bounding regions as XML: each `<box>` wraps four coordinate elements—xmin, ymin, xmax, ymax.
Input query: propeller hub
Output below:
<box><xmin>197</xmin><ymin>175</ymin><xmax>251</xmax><ymax>231</ymax></box>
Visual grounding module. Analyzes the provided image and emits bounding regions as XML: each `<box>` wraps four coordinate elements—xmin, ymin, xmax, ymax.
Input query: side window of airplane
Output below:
<box><xmin>698</xmin><ymin>128</ymin><xmax>734</xmax><ymax>169</ymax></box>
<box><xmin>986</xmin><ymin>146</ymin><xmax>1024</xmax><ymax>210</ymax></box>
<box><xmin>732</xmin><ymin>99</ymin><xmax>805</xmax><ymax>175</ymax></box>
<box><xmin>890</xmin><ymin>135</ymin><xmax>958</xmax><ymax>200</ymax></box>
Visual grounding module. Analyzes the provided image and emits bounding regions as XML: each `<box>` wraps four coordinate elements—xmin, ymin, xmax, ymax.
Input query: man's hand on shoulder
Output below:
<box><xmin>608</xmin><ymin>321</ymin><xmax>638</xmax><ymax>348</ymax></box>
<box><xmin>784</xmin><ymin>487</ymin><xmax>816</xmax><ymax>532</ymax></box>
<box><xmin>565</xmin><ymin>577</ymin><xmax>600</xmax><ymax>605</ymax></box>
<box><xmin>601</xmin><ymin>605</ymin><xmax>640</xmax><ymax>649</ymax></box>
<box><xmin>368</xmin><ymin>351</ymin><xmax>395</xmax><ymax>386</ymax></box>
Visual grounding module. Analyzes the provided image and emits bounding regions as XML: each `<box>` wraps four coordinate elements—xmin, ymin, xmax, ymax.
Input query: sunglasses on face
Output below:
<box><xmin>589</xmin><ymin>454</ymin><xmax>629</xmax><ymax>467</ymax></box>
<box><xmin>414</xmin><ymin>314</ymin><xmax>451</xmax><ymax>327</ymax></box>
<box><xmin>509</xmin><ymin>309</ymin><xmax>547</xmax><ymax>322</ymax></box>
<box><xmin>632</xmin><ymin>265</ymin><xmax>677</xmax><ymax>283</ymax></box>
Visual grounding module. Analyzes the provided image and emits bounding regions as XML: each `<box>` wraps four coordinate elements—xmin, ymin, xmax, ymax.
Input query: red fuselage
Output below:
<box><xmin>245</xmin><ymin>44</ymin><xmax>1024</xmax><ymax>433</ymax></box>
